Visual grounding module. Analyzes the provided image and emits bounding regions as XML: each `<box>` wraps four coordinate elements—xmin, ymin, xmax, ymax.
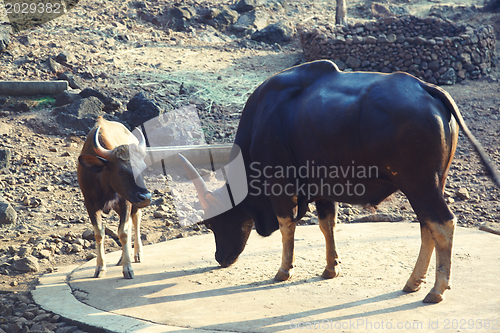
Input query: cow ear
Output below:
<box><xmin>79</xmin><ymin>155</ymin><xmax>108</xmax><ymax>173</ymax></box>
<box><xmin>205</xmin><ymin>192</ymin><xmax>225</xmax><ymax>211</ymax></box>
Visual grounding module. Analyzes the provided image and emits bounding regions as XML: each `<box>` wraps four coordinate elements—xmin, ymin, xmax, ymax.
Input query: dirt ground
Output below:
<box><xmin>0</xmin><ymin>0</ymin><xmax>499</xmax><ymax>308</ymax></box>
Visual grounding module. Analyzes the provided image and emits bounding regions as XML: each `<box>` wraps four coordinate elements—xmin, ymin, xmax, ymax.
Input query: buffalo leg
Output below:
<box><xmin>131</xmin><ymin>207</ymin><xmax>143</xmax><ymax>263</ymax></box>
<box><xmin>404</xmin><ymin>224</ymin><xmax>434</xmax><ymax>292</ymax></box>
<box><xmin>274</xmin><ymin>216</ymin><xmax>296</xmax><ymax>281</ymax></box>
<box><xmin>316</xmin><ymin>200</ymin><xmax>341</xmax><ymax>279</ymax></box>
<box><xmin>118</xmin><ymin>202</ymin><xmax>134</xmax><ymax>279</ymax></box>
<box><xmin>90</xmin><ymin>210</ymin><xmax>107</xmax><ymax>278</ymax></box>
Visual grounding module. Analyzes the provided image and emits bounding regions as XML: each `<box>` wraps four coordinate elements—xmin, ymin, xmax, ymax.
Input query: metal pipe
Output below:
<box><xmin>0</xmin><ymin>81</ymin><xmax>68</xmax><ymax>96</ymax></box>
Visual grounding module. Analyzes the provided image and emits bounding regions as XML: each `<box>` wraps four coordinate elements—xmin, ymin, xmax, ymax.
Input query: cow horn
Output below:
<box><xmin>133</xmin><ymin>127</ymin><xmax>147</xmax><ymax>151</ymax></box>
<box><xmin>178</xmin><ymin>153</ymin><xmax>210</xmax><ymax>211</ymax></box>
<box><xmin>93</xmin><ymin>126</ymin><xmax>112</xmax><ymax>160</ymax></box>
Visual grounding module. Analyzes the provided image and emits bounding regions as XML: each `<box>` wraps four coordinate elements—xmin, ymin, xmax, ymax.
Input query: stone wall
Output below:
<box><xmin>299</xmin><ymin>16</ymin><xmax>496</xmax><ymax>84</ymax></box>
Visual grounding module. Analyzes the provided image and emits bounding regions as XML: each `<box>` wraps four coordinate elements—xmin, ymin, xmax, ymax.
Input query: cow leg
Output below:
<box><xmin>131</xmin><ymin>206</ymin><xmax>143</xmax><ymax>263</ymax></box>
<box><xmin>84</xmin><ymin>203</ymin><xmax>106</xmax><ymax>278</ymax></box>
<box><xmin>316</xmin><ymin>200</ymin><xmax>341</xmax><ymax>279</ymax></box>
<box><xmin>404</xmin><ymin>188</ymin><xmax>455</xmax><ymax>303</ymax></box>
<box><xmin>403</xmin><ymin>224</ymin><xmax>434</xmax><ymax>293</ymax></box>
<box><xmin>422</xmin><ymin>218</ymin><xmax>455</xmax><ymax>303</ymax></box>
<box><xmin>274</xmin><ymin>216</ymin><xmax>296</xmax><ymax>281</ymax></box>
<box><xmin>90</xmin><ymin>210</ymin><xmax>106</xmax><ymax>278</ymax></box>
<box><xmin>118</xmin><ymin>202</ymin><xmax>134</xmax><ymax>279</ymax></box>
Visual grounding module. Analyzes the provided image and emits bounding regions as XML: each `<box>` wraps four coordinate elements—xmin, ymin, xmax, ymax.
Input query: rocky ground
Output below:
<box><xmin>0</xmin><ymin>0</ymin><xmax>500</xmax><ymax>332</ymax></box>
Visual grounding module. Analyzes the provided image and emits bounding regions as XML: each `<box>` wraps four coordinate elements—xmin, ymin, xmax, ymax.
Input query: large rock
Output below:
<box><xmin>124</xmin><ymin>92</ymin><xmax>162</xmax><ymax>129</ymax></box>
<box><xmin>251</xmin><ymin>21</ymin><xmax>295</xmax><ymax>44</ymax></box>
<box><xmin>79</xmin><ymin>88</ymin><xmax>121</xmax><ymax>112</ymax></box>
<box><xmin>53</xmin><ymin>96</ymin><xmax>105</xmax><ymax>134</ymax></box>
<box><xmin>54</xmin><ymin>90</ymin><xmax>82</xmax><ymax>107</ymax></box>
<box><xmin>232</xmin><ymin>9</ymin><xmax>270</xmax><ymax>34</ymax></box>
<box><xmin>169</xmin><ymin>6</ymin><xmax>196</xmax><ymax>31</ymax></box>
<box><xmin>205</xmin><ymin>6</ymin><xmax>239</xmax><ymax>30</ymax></box>
<box><xmin>143</xmin><ymin>104</ymin><xmax>205</xmax><ymax>147</ymax></box>
<box><xmin>12</xmin><ymin>256</ymin><xmax>39</xmax><ymax>273</ymax></box>
<box><xmin>54</xmin><ymin>96</ymin><xmax>104</xmax><ymax>118</ymax></box>
<box><xmin>0</xmin><ymin>196</ymin><xmax>16</xmax><ymax>225</ymax></box>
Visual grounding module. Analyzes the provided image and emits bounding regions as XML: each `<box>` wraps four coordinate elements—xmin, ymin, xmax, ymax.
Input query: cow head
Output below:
<box><xmin>178</xmin><ymin>154</ymin><xmax>253</xmax><ymax>267</ymax></box>
<box><xmin>79</xmin><ymin>126</ymin><xmax>152</xmax><ymax>208</ymax></box>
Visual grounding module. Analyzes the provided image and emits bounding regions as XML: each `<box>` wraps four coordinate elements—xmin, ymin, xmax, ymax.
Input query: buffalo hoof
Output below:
<box><xmin>423</xmin><ymin>291</ymin><xmax>444</xmax><ymax>303</ymax></box>
<box><xmin>403</xmin><ymin>280</ymin><xmax>422</xmax><ymax>293</ymax></box>
<box><xmin>274</xmin><ymin>268</ymin><xmax>293</xmax><ymax>281</ymax></box>
<box><xmin>123</xmin><ymin>267</ymin><xmax>134</xmax><ymax>279</ymax></box>
<box><xmin>134</xmin><ymin>253</ymin><xmax>141</xmax><ymax>263</ymax></box>
<box><xmin>321</xmin><ymin>265</ymin><xmax>341</xmax><ymax>279</ymax></box>
<box><xmin>94</xmin><ymin>267</ymin><xmax>106</xmax><ymax>278</ymax></box>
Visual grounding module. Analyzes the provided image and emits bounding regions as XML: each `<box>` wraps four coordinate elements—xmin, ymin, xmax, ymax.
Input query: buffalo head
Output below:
<box><xmin>79</xmin><ymin>126</ymin><xmax>152</xmax><ymax>208</ymax></box>
<box><xmin>178</xmin><ymin>154</ymin><xmax>253</xmax><ymax>267</ymax></box>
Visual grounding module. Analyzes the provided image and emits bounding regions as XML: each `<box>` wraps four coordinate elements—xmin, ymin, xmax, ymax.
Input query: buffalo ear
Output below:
<box><xmin>79</xmin><ymin>155</ymin><xmax>108</xmax><ymax>173</ymax></box>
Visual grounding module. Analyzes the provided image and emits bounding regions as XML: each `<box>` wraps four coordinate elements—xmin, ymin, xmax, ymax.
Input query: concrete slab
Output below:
<box><xmin>34</xmin><ymin>223</ymin><xmax>500</xmax><ymax>333</ymax></box>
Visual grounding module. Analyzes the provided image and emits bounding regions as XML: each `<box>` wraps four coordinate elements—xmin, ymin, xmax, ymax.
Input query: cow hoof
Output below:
<box><xmin>403</xmin><ymin>280</ymin><xmax>422</xmax><ymax>293</ymax></box>
<box><xmin>134</xmin><ymin>253</ymin><xmax>141</xmax><ymax>263</ymax></box>
<box><xmin>94</xmin><ymin>267</ymin><xmax>106</xmax><ymax>278</ymax></box>
<box><xmin>123</xmin><ymin>268</ymin><xmax>134</xmax><ymax>279</ymax></box>
<box><xmin>423</xmin><ymin>291</ymin><xmax>443</xmax><ymax>303</ymax></box>
<box><xmin>321</xmin><ymin>265</ymin><xmax>341</xmax><ymax>279</ymax></box>
<box><xmin>274</xmin><ymin>268</ymin><xmax>293</xmax><ymax>281</ymax></box>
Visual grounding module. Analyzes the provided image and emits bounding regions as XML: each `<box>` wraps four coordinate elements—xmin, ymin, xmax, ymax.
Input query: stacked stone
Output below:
<box><xmin>299</xmin><ymin>16</ymin><xmax>496</xmax><ymax>85</ymax></box>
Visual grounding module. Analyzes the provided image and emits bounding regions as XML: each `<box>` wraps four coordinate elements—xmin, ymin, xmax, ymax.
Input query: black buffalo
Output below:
<box><xmin>179</xmin><ymin>60</ymin><xmax>500</xmax><ymax>303</ymax></box>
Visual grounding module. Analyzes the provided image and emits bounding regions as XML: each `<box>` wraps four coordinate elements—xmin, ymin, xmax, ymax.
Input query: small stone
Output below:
<box><xmin>23</xmin><ymin>311</ymin><xmax>35</xmax><ymax>320</ymax></box>
<box><xmin>33</xmin><ymin>313</ymin><xmax>52</xmax><ymax>322</ymax></box>
<box><xmin>55</xmin><ymin>51</ymin><xmax>75</xmax><ymax>63</ymax></box>
<box><xmin>86</xmin><ymin>253</ymin><xmax>96</xmax><ymax>261</ymax></box>
<box><xmin>0</xmin><ymin>197</ymin><xmax>17</xmax><ymax>225</ymax></box>
<box><xmin>10</xmin><ymin>280</ymin><xmax>18</xmax><ymax>287</ymax></box>
<box><xmin>38</xmin><ymin>249</ymin><xmax>51</xmax><ymax>259</ymax></box>
<box><xmin>479</xmin><ymin>223</ymin><xmax>500</xmax><ymax>236</ymax></box>
<box><xmin>12</xmin><ymin>256</ymin><xmax>39</xmax><ymax>272</ymax></box>
<box><xmin>456</xmin><ymin>188</ymin><xmax>470</xmax><ymax>200</ymax></box>
<box><xmin>48</xmin><ymin>57</ymin><xmax>63</xmax><ymax>74</ymax></box>
<box><xmin>343</xmin><ymin>208</ymin><xmax>353</xmax><ymax>215</ymax></box>
<box><xmin>71</xmin><ymin>244</ymin><xmax>83</xmax><ymax>253</ymax></box>
<box><xmin>153</xmin><ymin>211</ymin><xmax>164</xmax><ymax>218</ymax></box>
<box><xmin>81</xmin><ymin>229</ymin><xmax>94</xmax><ymax>240</ymax></box>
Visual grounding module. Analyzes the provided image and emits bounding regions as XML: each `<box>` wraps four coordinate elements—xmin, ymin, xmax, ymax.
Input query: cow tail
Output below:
<box><xmin>423</xmin><ymin>83</ymin><xmax>500</xmax><ymax>188</ymax></box>
<box><xmin>293</xmin><ymin>195</ymin><xmax>309</xmax><ymax>223</ymax></box>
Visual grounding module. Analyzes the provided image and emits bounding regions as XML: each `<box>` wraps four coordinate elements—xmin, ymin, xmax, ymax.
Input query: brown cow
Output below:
<box><xmin>78</xmin><ymin>116</ymin><xmax>151</xmax><ymax>279</ymax></box>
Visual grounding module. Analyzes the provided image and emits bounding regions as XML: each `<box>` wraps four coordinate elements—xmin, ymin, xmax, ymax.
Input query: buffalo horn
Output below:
<box><xmin>93</xmin><ymin>126</ymin><xmax>113</xmax><ymax>160</ymax></box>
<box><xmin>178</xmin><ymin>153</ymin><xmax>210</xmax><ymax>210</ymax></box>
